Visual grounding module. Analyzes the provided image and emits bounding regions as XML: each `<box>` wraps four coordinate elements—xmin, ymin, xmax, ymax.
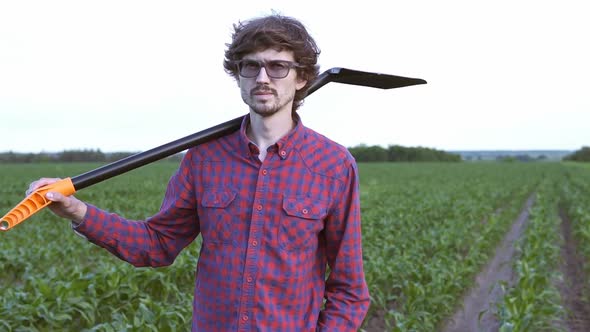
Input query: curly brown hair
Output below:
<box><xmin>223</xmin><ymin>14</ymin><xmax>320</xmax><ymax>113</ymax></box>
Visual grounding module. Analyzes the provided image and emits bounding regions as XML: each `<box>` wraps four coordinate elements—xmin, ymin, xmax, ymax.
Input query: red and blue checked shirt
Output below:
<box><xmin>74</xmin><ymin>114</ymin><xmax>370</xmax><ymax>331</ymax></box>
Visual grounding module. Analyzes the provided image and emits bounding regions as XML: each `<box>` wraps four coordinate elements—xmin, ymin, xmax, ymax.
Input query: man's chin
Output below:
<box><xmin>251</xmin><ymin>106</ymin><xmax>280</xmax><ymax>118</ymax></box>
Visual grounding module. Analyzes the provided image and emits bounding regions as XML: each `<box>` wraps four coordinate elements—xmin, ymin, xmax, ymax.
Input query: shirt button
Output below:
<box><xmin>247</xmin><ymin>276</ymin><xmax>253</xmax><ymax>282</ymax></box>
<box><xmin>242</xmin><ymin>315</ymin><xmax>249</xmax><ymax>321</ymax></box>
<box><xmin>280</xmin><ymin>150</ymin><xmax>287</xmax><ymax>157</ymax></box>
<box><xmin>251</xmin><ymin>240</ymin><xmax>258</xmax><ymax>246</ymax></box>
<box><xmin>302</xmin><ymin>208</ymin><xmax>308</xmax><ymax>214</ymax></box>
<box><xmin>256</xmin><ymin>204</ymin><xmax>263</xmax><ymax>211</ymax></box>
<box><xmin>262</xmin><ymin>169</ymin><xmax>268</xmax><ymax>175</ymax></box>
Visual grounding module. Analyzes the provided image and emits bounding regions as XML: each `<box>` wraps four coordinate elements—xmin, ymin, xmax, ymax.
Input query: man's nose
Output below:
<box><xmin>256</xmin><ymin>66</ymin><xmax>271</xmax><ymax>83</ymax></box>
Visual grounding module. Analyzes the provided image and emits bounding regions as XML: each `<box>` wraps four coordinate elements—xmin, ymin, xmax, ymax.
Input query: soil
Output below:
<box><xmin>440</xmin><ymin>195</ymin><xmax>535</xmax><ymax>332</ymax></box>
<box><xmin>363</xmin><ymin>308</ymin><xmax>388</xmax><ymax>332</ymax></box>
<box><xmin>557</xmin><ymin>208</ymin><xmax>590</xmax><ymax>331</ymax></box>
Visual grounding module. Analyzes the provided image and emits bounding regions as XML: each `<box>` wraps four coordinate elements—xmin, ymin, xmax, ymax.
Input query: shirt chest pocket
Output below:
<box><xmin>200</xmin><ymin>190</ymin><xmax>237</xmax><ymax>245</ymax></box>
<box><xmin>279</xmin><ymin>196</ymin><xmax>328</xmax><ymax>251</ymax></box>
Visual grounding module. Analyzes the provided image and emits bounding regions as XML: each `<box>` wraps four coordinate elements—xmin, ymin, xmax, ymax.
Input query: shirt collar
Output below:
<box><xmin>238</xmin><ymin>113</ymin><xmax>305</xmax><ymax>160</ymax></box>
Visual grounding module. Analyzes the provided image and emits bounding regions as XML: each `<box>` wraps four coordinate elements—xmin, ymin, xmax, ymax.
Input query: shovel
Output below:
<box><xmin>1</xmin><ymin>67</ymin><xmax>426</xmax><ymax>231</ymax></box>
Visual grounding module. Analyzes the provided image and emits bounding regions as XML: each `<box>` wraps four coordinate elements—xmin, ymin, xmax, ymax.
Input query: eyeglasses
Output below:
<box><xmin>236</xmin><ymin>59</ymin><xmax>301</xmax><ymax>79</ymax></box>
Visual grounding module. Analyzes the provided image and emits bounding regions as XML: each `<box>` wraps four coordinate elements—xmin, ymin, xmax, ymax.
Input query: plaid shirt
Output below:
<box><xmin>74</xmin><ymin>115</ymin><xmax>370</xmax><ymax>331</ymax></box>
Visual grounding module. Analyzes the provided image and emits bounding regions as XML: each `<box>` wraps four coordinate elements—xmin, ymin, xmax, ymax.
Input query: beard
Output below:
<box><xmin>243</xmin><ymin>85</ymin><xmax>295</xmax><ymax>117</ymax></box>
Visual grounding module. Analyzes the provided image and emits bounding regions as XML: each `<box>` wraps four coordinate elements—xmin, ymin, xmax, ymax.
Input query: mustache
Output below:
<box><xmin>250</xmin><ymin>85</ymin><xmax>277</xmax><ymax>96</ymax></box>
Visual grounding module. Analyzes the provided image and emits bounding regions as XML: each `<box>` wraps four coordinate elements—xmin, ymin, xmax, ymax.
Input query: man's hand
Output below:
<box><xmin>27</xmin><ymin>178</ymin><xmax>87</xmax><ymax>224</ymax></box>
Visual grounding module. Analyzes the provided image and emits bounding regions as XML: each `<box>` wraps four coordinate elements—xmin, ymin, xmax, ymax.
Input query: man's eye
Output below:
<box><xmin>269</xmin><ymin>62</ymin><xmax>288</xmax><ymax>71</ymax></box>
<box><xmin>243</xmin><ymin>61</ymin><xmax>260</xmax><ymax>70</ymax></box>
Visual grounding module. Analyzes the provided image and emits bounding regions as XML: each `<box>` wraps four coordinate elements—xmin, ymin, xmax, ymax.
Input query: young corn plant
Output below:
<box><xmin>496</xmin><ymin>180</ymin><xmax>566</xmax><ymax>331</ymax></box>
<box><xmin>563</xmin><ymin>164</ymin><xmax>590</xmax><ymax>268</ymax></box>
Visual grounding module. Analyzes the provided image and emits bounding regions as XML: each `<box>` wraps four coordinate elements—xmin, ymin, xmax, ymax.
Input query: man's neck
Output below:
<box><xmin>247</xmin><ymin>110</ymin><xmax>295</xmax><ymax>161</ymax></box>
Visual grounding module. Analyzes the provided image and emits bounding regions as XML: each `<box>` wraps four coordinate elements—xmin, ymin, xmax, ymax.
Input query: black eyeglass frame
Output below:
<box><xmin>234</xmin><ymin>59</ymin><xmax>302</xmax><ymax>79</ymax></box>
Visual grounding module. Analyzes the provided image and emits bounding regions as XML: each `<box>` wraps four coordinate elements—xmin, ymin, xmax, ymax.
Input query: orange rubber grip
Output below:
<box><xmin>0</xmin><ymin>178</ymin><xmax>76</xmax><ymax>231</ymax></box>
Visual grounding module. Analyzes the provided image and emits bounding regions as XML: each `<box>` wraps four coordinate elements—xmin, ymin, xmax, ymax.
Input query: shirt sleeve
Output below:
<box><xmin>72</xmin><ymin>152</ymin><xmax>200</xmax><ymax>267</ymax></box>
<box><xmin>317</xmin><ymin>160</ymin><xmax>370</xmax><ymax>331</ymax></box>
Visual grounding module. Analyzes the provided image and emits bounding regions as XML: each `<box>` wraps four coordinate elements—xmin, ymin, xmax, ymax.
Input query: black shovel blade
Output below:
<box><xmin>306</xmin><ymin>67</ymin><xmax>427</xmax><ymax>96</ymax></box>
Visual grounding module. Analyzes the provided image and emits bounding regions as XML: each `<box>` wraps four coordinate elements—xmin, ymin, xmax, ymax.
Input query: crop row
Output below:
<box><xmin>359</xmin><ymin>163</ymin><xmax>551</xmax><ymax>331</ymax></box>
<box><xmin>563</xmin><ymin>164</ymin><xmax>590</xmax><ymax>270</ymax></box>
<box><xmin>496</xmin><ymin>174</ymin><xmax>564</xmax><ymax>331</ymax></box>
<box><xmin>0</xmin><ymin>163</ymin><xmax>197</xmax><ymax>332</ymax></box>
<box><xmin>494</xmin><ymin>163</ymin><xmax>590</xmax><ymax>332</ymax></box>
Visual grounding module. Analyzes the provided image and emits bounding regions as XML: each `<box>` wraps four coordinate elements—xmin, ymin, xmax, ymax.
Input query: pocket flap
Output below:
<box><xmin>201</xmin><ymin>190</ymin><xmax>236</xmax><ymax>208</ymax></box>
<box><xmin>282</xmin><ymin>196</ymin><xmax>328</xmax><ymax>219</ymax></box>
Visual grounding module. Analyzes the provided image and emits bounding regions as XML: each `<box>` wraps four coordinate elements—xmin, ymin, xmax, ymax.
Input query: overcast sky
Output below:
<box><xmin>1</xmin><ymin>0</ymin><xmax>588</xmax><ymax>153</ymax></box>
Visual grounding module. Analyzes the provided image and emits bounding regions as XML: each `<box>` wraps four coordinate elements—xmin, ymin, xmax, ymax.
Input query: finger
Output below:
<box><xmin>45</xmin><ymin>191</ymin><xmax>85</xmax><ymax>221</ymax></box>
<box><xmin>26</xmin><ymin>178</ymin><xmax>61</xmax><ymax>196</ymax></box>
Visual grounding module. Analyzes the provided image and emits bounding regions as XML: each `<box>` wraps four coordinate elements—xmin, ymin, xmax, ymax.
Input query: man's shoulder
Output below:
<box><xmin>184</xmin><ymin>129</ymin><xmax>241</xmax><ymax>161</ymax></box>
<box><xmin>298</xmin><ymin>126</ymin><xmax>356</xmax><ymax>179</ymax></box>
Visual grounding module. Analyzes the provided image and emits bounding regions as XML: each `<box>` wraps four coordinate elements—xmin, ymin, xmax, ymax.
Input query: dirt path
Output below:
<box><xmin>441</xmin><ymin>194</ymin><xmax>535</xmax><ymax>332</ymax></box>
<box><xmin>557</xmin><ymin>208</ymin><xmax>590</xmax><ymax>331</ymax></box>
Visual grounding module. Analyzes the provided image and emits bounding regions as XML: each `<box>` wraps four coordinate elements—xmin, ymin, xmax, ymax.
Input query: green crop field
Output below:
<box><xmin>1</xmin><ymin>161</ymin><xmax>589</xmax><ymax>331</ymax></box>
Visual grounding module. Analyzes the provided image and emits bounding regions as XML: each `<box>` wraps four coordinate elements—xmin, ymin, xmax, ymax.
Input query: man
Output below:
<box><xmin>28</xmin><ymin>14</ymin><xmax>370</xmax><ymax>331</ymax></box>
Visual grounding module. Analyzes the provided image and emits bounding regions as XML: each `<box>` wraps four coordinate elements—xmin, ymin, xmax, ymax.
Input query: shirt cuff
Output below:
<box><xmin>71</xmin><ymin>203</ymin><xmax>91</xmax><ymax>239</ymax></box>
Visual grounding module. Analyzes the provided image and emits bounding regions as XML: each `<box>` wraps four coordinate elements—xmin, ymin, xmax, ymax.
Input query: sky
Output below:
<box><xmin>1</xmin><ymin>0</ymin><xmax>588</xmax><ymax>153</ymax></box>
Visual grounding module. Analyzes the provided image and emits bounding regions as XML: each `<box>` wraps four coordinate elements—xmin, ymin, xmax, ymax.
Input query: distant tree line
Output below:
<box><xmin>563</xmin><ymin>146</ymin><xmax>590</xmax><ymax>162</ymax></box>
<box><xmin>2</xmin><ymin>146</ymin><xmax>461</xmax><ymax>163</ymax></box>
<box><xmin>0</xmin><ymin>149</ymin><xmax>184</xmax><ymax>163</ymax></box>
<box><xmin>347</xmin><ymin>144</ymin><xmax>461</xmax><ymax>162</ymax></box>
<box><xmin>496</xmin><ymin>154</ymin><xmax>548</xmax><ymax>162</ymax></box>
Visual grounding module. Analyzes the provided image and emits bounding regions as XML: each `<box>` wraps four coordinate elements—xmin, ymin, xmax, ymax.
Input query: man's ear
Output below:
<box><xmin>296</xmin><ymin>78</ymin><xmax>307</xmax><ymax>91</ymax></box>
